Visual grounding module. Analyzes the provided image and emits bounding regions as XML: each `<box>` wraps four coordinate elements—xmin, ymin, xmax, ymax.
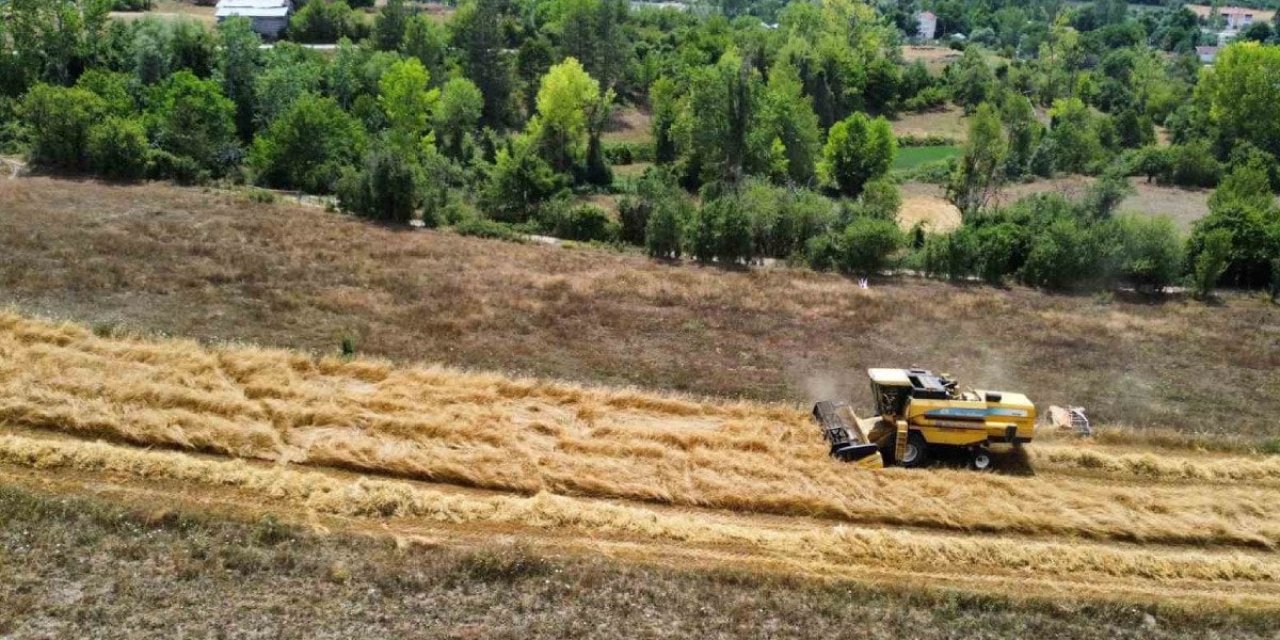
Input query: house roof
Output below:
<box><xmin>919</xmin><ymin>11</ymin><xmax>936</xmax><ymax>19</ymax></box>
<box><xmin>1196</xmin><ymin>46</ymin><xmax>1220</xmax><ymax>54</ymax></box>
<box><xmin>215</xmin><ymin>0</ymin><xmax>293</xmax><ymax>19</ymax></box>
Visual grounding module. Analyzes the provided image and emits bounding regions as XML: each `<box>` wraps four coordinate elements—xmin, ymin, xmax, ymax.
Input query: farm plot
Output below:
<box><xmin>2</xmin><ymin>313</ymin><xmax>1278</xmax><ymax>615</ymax></box>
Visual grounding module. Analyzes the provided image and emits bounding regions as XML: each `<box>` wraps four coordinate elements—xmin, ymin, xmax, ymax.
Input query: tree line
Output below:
<box><xmin>0</xmin><ymin>0</ymin><xmax>1277</xmax><ymax>298</ymax></box>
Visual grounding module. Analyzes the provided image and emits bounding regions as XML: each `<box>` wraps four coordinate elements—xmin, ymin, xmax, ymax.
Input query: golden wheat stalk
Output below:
<box><xmin>3</xmin><ymin>312</ymin><xmax>1279</xmax><ymax>549</ymax></box>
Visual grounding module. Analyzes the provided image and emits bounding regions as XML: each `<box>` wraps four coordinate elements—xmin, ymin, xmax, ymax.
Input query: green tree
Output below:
<box><xmin>435</xmin><ymin>77</ymin><xmax>484</xmax><ymax>161</ymax></box>
<box><xmin>379</xmin><ymin>58</ymin><xmax>439</xmax><ymax>150</ymax></box>
<box><xmin>373</xmin><ymin>0</ymin><xmax>411</xmax><ymax>51</ymax></box>
<box><xmin>250</xmin><ymin>93</ymin><xmax>366</xmax><ymax>193</ymax></box>
<box><xmin>148</xmin><ymin>71</ymin><xmax>238</xmax><ymax>174</ymax></box>
<box><xmin>675</xmin><ymin>51</ymin><xmax>761</xmax><ymax>186</ymax></box>
<box><xmin>1201</xmin><ymin>42</ymin><xmax>1280</xmax><ymax>160</ymax></box>
<box><xmin>401</xmin><ymin>15</ymin><xmax>448</xmax><ymax>83</ymax></box>
<box><xmin>950</xmin><ymin>46</ymin><xmax>994</xmax><ymax>114</ymax></box>
<box><xmin>482</xmin><ymin>136</ymin><xmax>566</xmax><ymax>223</ymax></box>
<box><xmin>753</xmin><ymin>62</ymin><xmax>821</xmax><ymax>185</ymax></box>
<box><xmin>337</xmin><ymin>148</ymin><xmax>422</xmax><ymax>224</ymax></box>
<box><xmin>19</xmin><ymin>84</ymin><xmax>106</xmax><ymax>172</ymax></box>
<box><xmin>948</xmin><ymin>103</ymin><xmax>1006</xmax><ymax>218</ymax></box>
<box><xmin>645</xmin><ymin>196</ymin><xmax>688</xmax><ymax>259</ymax></box>
<box><xmin>820</xmin><ymin>112</ymin><xmax>896</xmax><ymax>197</ymax></box>
<box><xmin>73</xmin><ymin>69</ymin><xmax>133</xmax><ymax>117</ymax></box>
<box><xmin>528</xmin><ymin>58</ymin><xmax>610</xmax><ymax>174</ymax></box>
<box><xmin>1193</xmin><ymin>229</ymin><xmax>1232</xmax><ymax>298</ymax></box>
<box><xmin>1047</xmin><ymin>98</ymin><xmax>1105</xmax><ymax>175</ymax></box>
<box><xmin>289</xmin><ymin>0</ymin><xmax>362</xmax><ymax>43</ymax></box>
<box><xmin>87</xmin><ymin>116</ymin><xmax>149</xmax><ymax>180</ymax></box>
<box><xmin>216</xmin><ymin>17</ymin><xmax>263</xmax><ymax>141</ymax></box>
<box><xmin>1115</xmin><ymin>214</ymin><xmax>1183</xmax><ymax>292</ymax></box>
<box><xmin>1001</xmin><ymin>92</ymin><xmax>1038</xmax><ymax>179</ymax></box>
<box><xmin>452</xmin><ymin>0</ymin><xmax>516</xmax><ymax>128</ymax></box>
<box><xmin>253</xmin><ymin>50</ymin><xmax>324</xmax><ymax>130</ymax></box>
<box><xmin>650</xmin><ymin>76</ymin><xmax>680</xmax><ymax>164</ymax></box>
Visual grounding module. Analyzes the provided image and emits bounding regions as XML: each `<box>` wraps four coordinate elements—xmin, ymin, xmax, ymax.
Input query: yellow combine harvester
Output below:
<box><xmin>813</xmin><ymin>368</ymin><xmax>1036</xmax><ymax>470</ymax></box>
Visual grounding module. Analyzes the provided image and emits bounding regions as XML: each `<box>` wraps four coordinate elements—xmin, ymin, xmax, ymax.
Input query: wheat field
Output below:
<box><xmin>2</xmin><ymin>311</ymin><xmax>1279</xmax><ymax>611</ymax></box>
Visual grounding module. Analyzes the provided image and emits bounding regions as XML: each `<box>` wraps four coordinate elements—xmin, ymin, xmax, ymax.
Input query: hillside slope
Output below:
<box><xmin>1</xmin><ymin>179</ymin><xmax>1277</xmax><ymax>439</ymax></box>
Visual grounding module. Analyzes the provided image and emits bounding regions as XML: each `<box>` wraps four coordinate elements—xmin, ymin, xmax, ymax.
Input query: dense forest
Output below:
<box><xmin>1</xmin><ymin>0</ymin><xmax>1278</xmax><ymax>297</ymax></box>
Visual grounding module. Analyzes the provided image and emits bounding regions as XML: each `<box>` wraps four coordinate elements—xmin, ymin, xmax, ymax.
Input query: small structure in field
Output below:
<box><xmin>1196</xmin><ymin>46</ymin><xmax>1220</xmax><ymax>64</ymax></box>
<box><xmin>215</xmin><ymin>0</ymin><xmax>294</xmax><ymax>40</ymax></box>
<box><xmin>917</xmin><ymin>11</ymin><xmax>938</xmax><ymax>40</ymax></box>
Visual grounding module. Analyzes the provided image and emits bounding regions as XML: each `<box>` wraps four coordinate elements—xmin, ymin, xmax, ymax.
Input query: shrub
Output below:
<box><xmin>1019</xmin><ymin>217</ymin><xmax>1098</xmax><ymax>290</ymax></box>
<box><xmin>453</xmin><ymin>218</ymin><xmax>525</xmax><ymax>242</ymax></box>
<box><xmin>1193</xmin><ymin>229</ymin><xmax>1232</xmax><ymax>298</ymax></box>
<box><xmin>289</xmin><ymin>0</ymin><xmax>366</xmax><ymax>43</ymax></box>
<box><xmin>251</xmin><ymin>93</ymin><xmax>366</xmax><ymax>194</ymax></box>
<box><xmin>971</xmin><ymin>223</ymin><xmax>1026</xmax><ymax>284</ymax></box>
<box><xmin>482</xmin><ymin>137</ymin><xmax>565</xmax><ymax>223</ymax></box>
<box><xmin>837</xmin><ymin>217</ymin><xmax>903</xmax><ymax>275</ymax></box>
<box><xmin>645</xmin><ymin>198</ymin><xmax>685</xmax><ymax>259</ymax></box>
<box><xmin>687</xmin><ymin>197</ymin><xmax>753</xmax><ymax>264</ymax></box>
<box><xmin>87</xmin><ymin>117</ymin><xmax>149</xmax><ymax>181</ymax></box>
<box><xmin>922</xmin><ymin>229</ymin><xmax>978</xmax><ymax>280</ymax></box>
<box><xmin>856</xmin><ymin>178</ymin><xmax>902</xmax><ymax>222</ymax></box>
<box><xmin>541</xmin><ymin>201</ymin><xmax>619</xmax><ymax>242</ymax></box>
<box><xmin>1168</xmin><ymin>142</ymin><xmax>1221</xmax><ymax>188</ymax></box>
<box><xmin>336</xmin><ymin>149</ymin><xmax>421</xmax><ymax>224</ymax></box>
<box><xmin>1115</xmin><ymin>214</ymin><xmax>1183</xmax><ymax>292</ymax></box>
<box><xmin>603</xmin><ymin>142</ymin><xmax>655</xmax><ymax>165</ymax></box>
<box><xmin>19</xmin><ymin>85</ymin><xmax>107</xmax><ymax>173</ymax></box>
<box><xmin>617</xmin><ymin>196</ymin><xmax>648</xmax><ymax>246</ymax></box>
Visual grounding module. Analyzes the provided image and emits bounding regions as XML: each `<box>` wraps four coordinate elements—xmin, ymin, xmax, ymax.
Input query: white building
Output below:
<box><xmin>215</xmin><ymin>0</ymin><xmax>294</xmax><ymax>40</ymax></box>
<box><xmin>1196</xmin><ymin>46</ymin><xmax>1220</xmax><ymax>64</ymax></box>
<box><xmin>917</xmin><ymin>11</ymin><xmax>937</xmax><ymax>40</ymax></box>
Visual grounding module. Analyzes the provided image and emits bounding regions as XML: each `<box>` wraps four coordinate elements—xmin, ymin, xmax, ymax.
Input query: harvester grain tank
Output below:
<box><xmin>813</xmin><ymin>368</ymin><xmax>1036</xmax><ymax>470</ymax></box>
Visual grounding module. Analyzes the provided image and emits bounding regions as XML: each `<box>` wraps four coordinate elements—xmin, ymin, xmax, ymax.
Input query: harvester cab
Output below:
<box><xmin>813</xmin><ymin>368</ymin><xmax>1036</xmax><ymax>470</ymax></box>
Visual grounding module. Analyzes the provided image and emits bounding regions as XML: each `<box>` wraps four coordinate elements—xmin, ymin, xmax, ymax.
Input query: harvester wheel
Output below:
<box><xmin>900</xmin><ymin>432</ymin><xmax>930</xmax><ymax>468</ymax></box>
<box><xmin>970</xmin><ymin>448</ymin><xmax>993</xmax><ymax>471</ymax></box>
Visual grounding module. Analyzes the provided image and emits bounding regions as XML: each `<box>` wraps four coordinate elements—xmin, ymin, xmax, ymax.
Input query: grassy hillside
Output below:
<box><xmin>0</xmin><ymin>178</ymin><xmax>1277</xmax><ymax>440</ymax></box>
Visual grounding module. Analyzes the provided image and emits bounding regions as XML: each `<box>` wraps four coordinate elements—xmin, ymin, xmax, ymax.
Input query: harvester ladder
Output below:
<box><xmin>893</xmin><ymin>421</ymin><xmax>909</xmax><ymax>464</ymax></box>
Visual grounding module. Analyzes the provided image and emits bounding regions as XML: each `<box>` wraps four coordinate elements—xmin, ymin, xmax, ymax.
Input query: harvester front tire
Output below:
<box><xmin>970</xmin><ymin>448</ymin><xmax>993</xmax><ymax>471</ymax></box>
<box><xmin>900</xmin><ymin>432</ymin><xmax>930</xmax><ymax>468</ymax></box>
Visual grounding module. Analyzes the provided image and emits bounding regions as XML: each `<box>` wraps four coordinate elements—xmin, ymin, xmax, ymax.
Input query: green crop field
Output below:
<box><xmin>893</xmin><ymin>145</ymin><xmax>960</xmax><ymax>170</ymax></box>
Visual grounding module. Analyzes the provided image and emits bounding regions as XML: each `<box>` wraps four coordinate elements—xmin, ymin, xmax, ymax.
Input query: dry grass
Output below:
<box><xmin>890</xmin><ymin>105</ymin><xmax>968</xmax><ymax>141</ymax></box>
<box><xmin>602</xmin><ymin>106</ymin><xmax>653</xmax><ymax>145</ymax></box>
<box><xmin>899</xmin><ymin>182</ymin><xmax>962</xmax><ymax>232</ymax></box>
<box><xmin>994</xmin><ymin>176</ymin><xmax>1214</xmax><ymax>231</ymax></box>
<box><xmin>109</xmin><ymin>0</ymin><xmax>216</xmax><ymax>23</ymax></box>
<box><xmin>3</xmin><ymin>312</ymin><xmax>1280</xmax><ymax>551</ymax></box>
<box><xmin>5</xmin><ymin>484</ymin><xmax>1273</xmax><ymax>639</ymax></box>
<box><xmin>4</xmin><ymin>432</ymin><xmax>1279</xmax><ymax>591</ymax></box>
<box><xmin>0</xmin><ymin>178</ymin><xmax>1277</xmax><ymax>441</ymax></box>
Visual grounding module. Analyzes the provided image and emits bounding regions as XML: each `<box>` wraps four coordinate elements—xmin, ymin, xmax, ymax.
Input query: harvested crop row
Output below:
<box><xmin>3</xmin><ymin>431</ymin><xmax>1278</xmax><ymax>591</ymax></box>
<box><xmin>3</xmin><ymin>313</ymin><xmax>1280</xmax><ymax>549</ymax></box>
<box><xmin>1029</xmin><ymin>443</ymin><xmax>1280</xmax><ymax>483</ymax></box>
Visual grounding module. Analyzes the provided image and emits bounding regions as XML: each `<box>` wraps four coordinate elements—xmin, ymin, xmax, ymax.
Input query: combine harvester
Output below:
<box><xmin>813</xmin><ymin>368</ymin><xmax>1036</xmax><ymax>470</ymax></box>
